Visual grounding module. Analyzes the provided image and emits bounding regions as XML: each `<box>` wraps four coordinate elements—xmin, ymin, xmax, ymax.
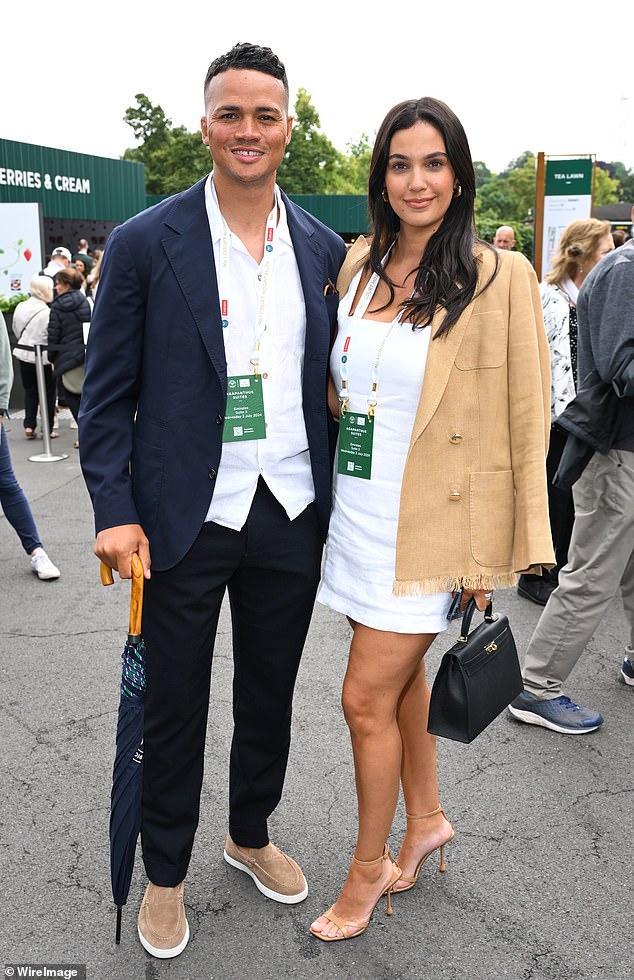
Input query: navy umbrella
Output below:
<box><xmin>101</xmin><ymin>553</ymin><xmax>145</xmax><ymax>943</ymax></box>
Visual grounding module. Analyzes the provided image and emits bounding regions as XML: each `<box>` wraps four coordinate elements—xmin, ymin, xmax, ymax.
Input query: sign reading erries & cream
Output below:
<box><xmin>0</xmin><ymin>138</ymin><xmax>145</xmax><ymax>221</ymax></box>
<box><xmin>0</xmin><ymin>168</ymin><xmax>91</xmax><ymax>194</ymax></box>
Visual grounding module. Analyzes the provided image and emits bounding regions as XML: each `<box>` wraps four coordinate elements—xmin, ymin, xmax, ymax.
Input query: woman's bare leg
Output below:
<box><xmin>394</xmin><ymin>656</ymin><xmax>454</xmax><ymax>888</ymax></box>
<box><xmin>311</xmin><ymin>625</ymin><xmax>435</xmax><ymax>939</ymax></box>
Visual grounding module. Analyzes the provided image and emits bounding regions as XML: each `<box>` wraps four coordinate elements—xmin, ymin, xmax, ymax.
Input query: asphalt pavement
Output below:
<box><xmin>1</xmin><ymin>410</ymin><xmax>632</xmax><ymax>980</ymax></box>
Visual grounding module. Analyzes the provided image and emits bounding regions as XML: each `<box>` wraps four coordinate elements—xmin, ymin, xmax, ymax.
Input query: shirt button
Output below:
<box><xmin>450</xmin><ymin>432</ymin><xmax>462</xmax><ymax>444</ymax></box>
<box><xmin>208</xmin><ymin>469</ymin><xmax>217</xmax><ymax>480</ymax></box>
<box><xmin>216</xmin><ymin>415</ymin><xmax>224</xmax><ymax>425</ymax></box>
<box><xmin>449</xmin><ymin>489</ymin><xmax>461</xmax><ymax>501</ymax></box>
<box><xmin>262</xmin><ymin>372</ymin><xmax>268</xmax><ymax>379</ymax></box>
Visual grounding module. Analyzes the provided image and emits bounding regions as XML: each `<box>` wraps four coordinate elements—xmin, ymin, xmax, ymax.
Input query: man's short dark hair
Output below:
<box><xmin>203</xmin><ymin>42</ymin><xmax>289</xmax><ymax>105</ymax></box>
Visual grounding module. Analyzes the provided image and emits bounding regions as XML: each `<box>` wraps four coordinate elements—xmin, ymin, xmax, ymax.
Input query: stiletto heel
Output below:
<box><xmin>309</xmin><ymin>844</ymin><xmax>401</xmax><ymax>942</ymax></box>
<box><xmin>394</xmin><ymin>805</ymin><xmax>454</xmax><ymax>893</ymax></box>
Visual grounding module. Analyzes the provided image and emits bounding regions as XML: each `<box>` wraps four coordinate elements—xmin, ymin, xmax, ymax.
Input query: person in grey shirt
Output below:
<box><xmin>509</xmin><ymin>207</ymin><xmax>634</xmax><ymax>733</ymax></box>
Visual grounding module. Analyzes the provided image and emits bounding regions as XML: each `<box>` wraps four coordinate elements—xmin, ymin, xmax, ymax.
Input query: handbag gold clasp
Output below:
<box><xmin>485</xmin><ymin>641</ymin><xmax>497</xmax><ymax>653</ymax></box>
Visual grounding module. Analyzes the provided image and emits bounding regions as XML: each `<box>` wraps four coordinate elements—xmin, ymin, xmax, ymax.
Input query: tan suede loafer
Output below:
<box><xmin>223</xmin><ymin>834</ymin><xmax>308</xmax><ymax>904</ymax></box>
<box><xmin>138</xmin><ymin>881</ymin><xmax>190</xmax><ymax>958</ymax></box>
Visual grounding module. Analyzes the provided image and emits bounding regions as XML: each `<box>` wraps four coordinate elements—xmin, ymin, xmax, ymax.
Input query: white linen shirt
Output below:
<box><xmin>204</xmin><ymin>174</ymin><xmax>315</xmax><ymax>531</ymax></box>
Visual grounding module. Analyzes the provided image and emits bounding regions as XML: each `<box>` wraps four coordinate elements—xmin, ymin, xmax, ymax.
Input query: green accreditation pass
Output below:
<box><xmin>222</xmin><ymin>375</ymin><xmax>267</xmax><ymax>443</ymax></box>
<box><xmin>337</xmin><ymin>412</ymin><xmax>374</xmax><ymax>480</ymax></box>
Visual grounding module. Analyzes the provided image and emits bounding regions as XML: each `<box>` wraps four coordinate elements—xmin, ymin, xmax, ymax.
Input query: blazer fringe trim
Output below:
<box><xmin>393</xmin><ymin>571</ymin><xmax>519</xmax><ymax>596</ymax></box>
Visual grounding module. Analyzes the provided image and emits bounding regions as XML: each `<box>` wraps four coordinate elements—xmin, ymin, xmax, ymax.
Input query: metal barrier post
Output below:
<box><xmin>28</xmin><ymin>344</ymin><xmax>68</xmax><ymax>462</ymax></box>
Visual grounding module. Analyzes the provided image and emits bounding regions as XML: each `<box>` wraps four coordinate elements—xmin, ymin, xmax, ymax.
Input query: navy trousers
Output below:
<box><xmin>140</xmin><ymin>478</ymin><xmax>322</xmax><ymax>886</ymax></box>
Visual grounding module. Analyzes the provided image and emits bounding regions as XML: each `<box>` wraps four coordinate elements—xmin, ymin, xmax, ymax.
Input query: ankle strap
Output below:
<box><xmin>405</xmin><ymin>805</ymin><xmax>444</xmax><ymax>820</ymax></box>
<box><xmin>352</xmin><ymin>843</ymin><xmax>389</xmax><ymax>866</ymax></box>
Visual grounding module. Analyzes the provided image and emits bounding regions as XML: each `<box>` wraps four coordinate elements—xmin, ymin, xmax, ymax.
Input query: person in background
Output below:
<box><xmin>509</xmin><ymin>208</ymin><xmax>634</xmax><ymax>734</ymax></box>
<box><xmin>310</xmin><ymin>96</ymin><xmax>553</xmax><ymax>942</ymax></box>
<box><xmin>48</xmin><ymin>267</ymin><xmax>91</xmax><ymax>446</ymax></box>
<box><xmin>517</xmin><ymin>218</ymin><xmax>614</xmax><ymax>606</ymax></box>
<box><xmin>492</xmin><ymin>225</ymin><xmax>516</xmax><ymax>250</ymax></box>
<box><xmin>12</xmin><ymin>275</ymin><xmax>58</xmax><ymax>439</ymax></box>
<box><xmin>0</xmin><ymin>312</ymin><xmax>60</xmax><ymax>580</ymax></box>
<box><xmin>86</xmin><ymin>250</ymin><xmax>102</xmax><ymax>301</ymax></box>
<box><xmin>42</xmin><ymin>246</ymin><xmax>71</xmax><ymax>283</ymax></box>
<box><xmin>72</xmin><ymin>256</ymin><xmax>90</xmax><ymax>293</ymax></box>
<box><xmin>79</xmin><ymin>42</ymin><xmax>345</xmax><ymax>959</ymax></box>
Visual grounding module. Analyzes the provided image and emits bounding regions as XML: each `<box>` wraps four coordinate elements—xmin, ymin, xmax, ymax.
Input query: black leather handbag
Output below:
<box><xmin>427</xmin><ymin>598</ymin><xmax>522</xmax><ymax>743</ymax></box>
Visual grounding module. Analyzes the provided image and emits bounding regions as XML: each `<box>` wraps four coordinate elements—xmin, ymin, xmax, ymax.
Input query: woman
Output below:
<box><xmin>12</xmin><ymin>275</ymin><xmax>57</xmax><ymax>439</ymax></box>
<box><xmin>310</xmin><ymin>97</ymin><xmax>554</xmax><ymax>942</ymax></box>
<box><xmin>517</xmin><ymin>218</ymin><xmax>614</xmax><ymax>606</ymax></box>
<box><xmin>0</xmin><ymin>313</ymin><xmax>60</xmax><ymax>580</ymax></box>
<box><xmin>48</xmin><ymin>267</ymin><xmax>91</xmax><ymax>446</ymax></box>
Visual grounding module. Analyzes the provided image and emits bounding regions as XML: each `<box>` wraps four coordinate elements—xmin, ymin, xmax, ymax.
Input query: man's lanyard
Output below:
<box><xmin>217</xmin><ymin>186</ymin><xmax>280</xmax><ymax>379</ymax></box>
<box><xmin>339</xmin><ymin>255</ymin><xmax>404</xmax><ymax>418</ymax></box>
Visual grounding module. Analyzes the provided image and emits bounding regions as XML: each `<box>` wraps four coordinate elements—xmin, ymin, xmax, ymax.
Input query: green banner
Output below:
<box><xmin>545</xmin><ymin>158</ymin><xmax>593</xmax><ymax>196</ymax></box>
<box><xmin>0</xmin><ymin>139</ymin><xmax>146</xmax><ymax>221</ymax></box>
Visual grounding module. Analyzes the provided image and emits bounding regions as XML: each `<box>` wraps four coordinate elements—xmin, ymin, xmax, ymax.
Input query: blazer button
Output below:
<box><xmin>449</xmin><ymin>432</ymin><xmax>462</xmax><ymax>444</ymax></box>
<box><xmin>216</xmin><ymin>415</ymin><xmax>224</xmax><ymax>425</ymax></box>
<box><xmin>209</xmin><ymin>468</ymin><xmax>217</xmax><ymax>480</ymax></box>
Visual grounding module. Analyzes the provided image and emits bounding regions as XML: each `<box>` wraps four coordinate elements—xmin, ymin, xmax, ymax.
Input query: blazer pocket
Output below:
<box><xmin>455</xmin><ymin>311</ymin><xmax>507</xmax><ymax>370</ymax></box>
<box><xmin>469</xmin><ymin>470</ymin><xmax>514</xmax><ymax>567</ymax></box>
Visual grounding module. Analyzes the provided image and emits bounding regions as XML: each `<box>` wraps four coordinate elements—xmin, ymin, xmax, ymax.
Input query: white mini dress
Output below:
<box><xmin>317</xmin><ymin>267</ymin><xmax>452</xmax><ymax>633</ymax></box>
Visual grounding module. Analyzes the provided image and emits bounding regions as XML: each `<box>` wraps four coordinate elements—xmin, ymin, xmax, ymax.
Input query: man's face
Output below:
<box><xmin>493</xmin><ymin>228</ymin><xmax>515</xmax><ymax>250</ymax></box>
<box><xmin>200</xmin><ymin>69</ymin><xmax>292</xmax><ymax>188</ymax></box>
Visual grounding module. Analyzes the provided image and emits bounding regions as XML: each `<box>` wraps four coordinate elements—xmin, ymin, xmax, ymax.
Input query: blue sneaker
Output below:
<box><xmin>620</xmin><ymin>659</ymin><xmax>634</xmax><ymax>687</ymax></box>
<box><xmin>508</xmin><ymin>691</ymin><xmax>603</xmax><ymax>734</ymax></box>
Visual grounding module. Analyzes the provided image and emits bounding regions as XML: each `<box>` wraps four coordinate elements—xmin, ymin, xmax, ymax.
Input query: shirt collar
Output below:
<box><xmin>205</xmin><ymin>173</ymin><xmax>291</xmax><ymax>247</ymax></box>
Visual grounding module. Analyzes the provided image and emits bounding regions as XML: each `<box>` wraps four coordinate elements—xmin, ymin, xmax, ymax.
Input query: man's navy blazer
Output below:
<box><xmin>79</xmin><ymin>177</ymin><xmax>346</xmax><ymax>571</ymax></box>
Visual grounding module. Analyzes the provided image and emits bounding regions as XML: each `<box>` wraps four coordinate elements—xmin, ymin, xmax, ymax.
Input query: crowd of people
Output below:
<box><xmin>1</xmin><ymin>39</ymin><xmax>632</xmax><ymax>961</ymax></box>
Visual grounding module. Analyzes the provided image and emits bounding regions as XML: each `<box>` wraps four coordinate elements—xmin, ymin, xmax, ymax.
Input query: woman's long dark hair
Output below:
<box><xmin>368</xmin><ymin>97</ymin><xmax>497</xmax><ymax>336</ymax></box>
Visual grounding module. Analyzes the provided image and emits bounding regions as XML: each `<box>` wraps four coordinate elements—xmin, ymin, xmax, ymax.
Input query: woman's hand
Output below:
<box><xmin>460</xmin><ymin>588</ymin><xmax>493</xmax><ymax>612</ymax></box>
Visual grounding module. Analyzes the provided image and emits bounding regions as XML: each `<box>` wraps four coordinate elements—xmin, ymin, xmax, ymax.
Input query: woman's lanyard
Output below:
<box><xmin>339</xmin><ymin>260</ymin><xmax>404</xmax><ymax>418</ymax></box>
<box><xmin>217</xmin><ymin>187</ymin><xmax>279</xmax><ymax>380</ymax></box>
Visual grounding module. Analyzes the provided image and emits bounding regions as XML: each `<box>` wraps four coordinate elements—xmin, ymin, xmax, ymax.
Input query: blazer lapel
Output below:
<box><xmin>283</xmin><ymin>194</ymin><xmax>328</xmax><ymax>357</ymax></box>
<box><xmin>409</xmin><ymin>302</ymin><xmax>475</xmax><ymax>445</ymax></box>
<box><xmin>161</xmin><ymin>178</ymin><xmax>227</xmax><ymax>393</ymax></box>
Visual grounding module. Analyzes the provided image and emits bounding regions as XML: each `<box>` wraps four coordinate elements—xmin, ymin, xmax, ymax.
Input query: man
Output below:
<box><xmin>509</xmin><ymin>206</ymin><xmax>634</xmax><ymax>734</ymax></box>
<box><xmin>79</xmin><ymin>42</ymin><xmax>345</xmax><ymax>958</ymax></box>
<box><xmin>493</xmin><ymin>225</ymin><xmax>516</xmax><ymax>250</ymax></box>
<box><xmin>41</xmin><ymin>246</ymin><xmax>71</xmax><ymax>280</ymax></box>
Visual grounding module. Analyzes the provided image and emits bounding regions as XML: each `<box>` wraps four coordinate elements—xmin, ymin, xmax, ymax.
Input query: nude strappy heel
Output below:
<box><xmin>309</xmin><ymin>844</ymin><xmax>402</xmax><ymax>942</ymax></box>
<box><xmin>393</xmin><ymin>805</ymin><xmax>455</xmax><ymax>893</ymax></box>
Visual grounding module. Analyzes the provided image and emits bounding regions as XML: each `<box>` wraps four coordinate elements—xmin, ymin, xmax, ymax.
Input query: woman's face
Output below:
<box><xmin>384</xmin><ymin>120</ymin><xmax>456</xmax><ymax>237</ymax></box>
<box><xmin>75</xmin><ymin>259</ymin><xmax>86</xmax><ymax>275</ymax></box>
<box><xmin>55</xmin><ymin>280</ymin><xmax>71</xmax><ymax>295</ymax></box>
<box><xmin>587</xmin><ymin>232</ymin><xmax>615</xmax><ymax>275</ymax></box>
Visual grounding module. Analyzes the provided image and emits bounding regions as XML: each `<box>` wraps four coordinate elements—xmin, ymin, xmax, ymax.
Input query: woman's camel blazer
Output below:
<box><xmin>336</xmin><ymin>237</ymin><xmax>555</xmax><ymax>594</ymax></box>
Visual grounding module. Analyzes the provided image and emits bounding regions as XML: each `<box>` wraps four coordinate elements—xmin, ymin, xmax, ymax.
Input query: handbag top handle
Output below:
<box><xmin>457</xmin><ymin>598</ymin><xmax>495</xmax><ymax>642</ymax></box>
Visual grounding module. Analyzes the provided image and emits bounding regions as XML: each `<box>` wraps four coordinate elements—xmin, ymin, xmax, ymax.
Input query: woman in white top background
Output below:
<box><xmin>517</xmin><ymin>218</ymin><xmax>614</xmax><ymax>607</ymax></box>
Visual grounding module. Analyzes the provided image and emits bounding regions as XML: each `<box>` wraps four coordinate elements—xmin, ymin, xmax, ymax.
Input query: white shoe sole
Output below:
<box><xmin>223</xmin><ymin>850</ymin><xmax>308</xmax><ymax>904</ymax></box>
<box><xmin>507</xmin><ymin>705</ymin><xmax>601</xmax><ymax>734</ymax></box>
<box><xmin>620</xmin><ymin>670</ymin><xmax>634</xmax><ymax>687</ymax></box>
<box><xmin>138</xmin><ymin>920</ymin><xmax>190</xmax><ymax>958</ymax></box>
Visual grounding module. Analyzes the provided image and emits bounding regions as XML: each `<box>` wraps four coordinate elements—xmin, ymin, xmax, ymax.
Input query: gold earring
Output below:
<box><xmin>453</xmin><ymin>183</ymin><xmax>462</xmax><ymax>198</ymax></box>
<box><xmin>382</xmin><ymin>188</ymin><xmax>389</xmax><ymax>203</ymax></box>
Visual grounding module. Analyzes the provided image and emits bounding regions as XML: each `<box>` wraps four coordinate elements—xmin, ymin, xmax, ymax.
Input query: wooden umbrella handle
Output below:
<box><xmin>129</xmin><ymin>553</ymin><xmax>144</xmax><ymax>636</ymax></box>
<box><xmin>99</xmin><ymin>554</ymin><xmax>144</xmax><ymax>636</ymax></box>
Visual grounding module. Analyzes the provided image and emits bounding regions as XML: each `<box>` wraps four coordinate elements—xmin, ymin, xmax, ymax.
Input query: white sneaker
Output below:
<box><xmin>30</xmin><ymin>549</ymin><xmax>61</xmax><ymax>580</ymax></box>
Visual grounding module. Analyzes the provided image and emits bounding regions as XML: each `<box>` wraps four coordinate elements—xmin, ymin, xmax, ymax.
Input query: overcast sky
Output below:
<box><xmin>2</xmin><ymin>0</ymin><xmax>632</xmax><ymax>176</ymax></box>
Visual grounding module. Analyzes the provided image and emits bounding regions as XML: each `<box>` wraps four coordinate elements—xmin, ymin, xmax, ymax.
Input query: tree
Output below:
<box><xmin>277</xmin><ymin>89</ymin><xmax>342</xmax><ymax>194</ymax></box>
<box><xmin>122</xmin><ymin>94</ymin><xmax>210</xmax><ymax>195</ymax></box>
<box><xmin>593</xmin><ymin>166</ymin><xmax>619</xmax><ymax>206</ymax></box>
